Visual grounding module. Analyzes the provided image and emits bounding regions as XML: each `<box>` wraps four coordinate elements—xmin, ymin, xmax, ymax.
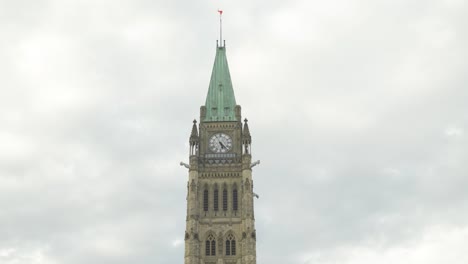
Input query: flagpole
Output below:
<box><xmin>218</xmin><ymin>10</ymin><xmax>223</xmax><ymax>47</ymax></box>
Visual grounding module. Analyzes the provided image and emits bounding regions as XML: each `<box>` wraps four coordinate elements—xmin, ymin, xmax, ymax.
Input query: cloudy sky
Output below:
<box><xmin>1</xmin><ymin>0</ymin><xmax>467</xmax><ymax>263</ymax></box>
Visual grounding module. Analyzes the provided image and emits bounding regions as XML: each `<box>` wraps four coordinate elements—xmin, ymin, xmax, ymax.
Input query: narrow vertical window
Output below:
<box><xmin>223</xmin><ymin>188</ymin><xmax>228</xmax><ymax>211</ymax></box>
<box><xmin>214</xmin><ymin>189</ymin><xmax>219</xmax><ymax>211</ymax></box>
<box><xmin>211</xmin><ymin>240</ymin><xmax>216</xmax><ymax>256</ymax></box>
<box><xmin>233</xmin><ymin>189</ymin><xmax>238</xmax><ymax>211</ymax></box>
<box><xmin>226</xmin><ymin>240</ymin><xmax>231</xmax><ymax>255</ymax></box>
<box><xmin>205</xmin><ymin>240</ymin><xmax>210</xmax><ymax>256</ymax></box>
<box><xmin>232</xmin><ymin>240</ymin><xmax>236</xmax><ymax>255</ymax></box>
<box><xmin>203</xmin><ymin>189</ymin><xmax>209</xmax><ymax>212</ymax></box>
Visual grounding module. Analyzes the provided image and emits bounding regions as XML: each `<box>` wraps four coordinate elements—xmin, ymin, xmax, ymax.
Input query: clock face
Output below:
<box><xmin>209</xmin><ymin>133</ymin><xmax>233</xmax><ymax>153</ymax></box>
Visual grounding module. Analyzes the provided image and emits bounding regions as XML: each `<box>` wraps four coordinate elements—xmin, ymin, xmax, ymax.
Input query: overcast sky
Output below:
<box><xmin>1</xmin><ymin>0</ymin><xmax>467</xmax><ymax>263</ymax></box>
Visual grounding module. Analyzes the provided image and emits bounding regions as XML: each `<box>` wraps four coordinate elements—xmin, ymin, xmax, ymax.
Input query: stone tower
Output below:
<box><xmin>183</xmin><ymin>42</ymin><xmax>258</xmax><ymax>264</ymax></box>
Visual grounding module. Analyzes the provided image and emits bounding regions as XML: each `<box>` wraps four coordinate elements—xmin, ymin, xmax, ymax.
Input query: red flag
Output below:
<box><xmin>218</xmin><ymin>9</ymin><xmax>223</xmax><ymax>15</ymax></box>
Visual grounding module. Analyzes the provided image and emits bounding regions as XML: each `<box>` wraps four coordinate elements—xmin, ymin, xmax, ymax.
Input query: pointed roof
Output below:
<box><xmin>204</xmin><ymin>45</ymin><xmax>237</xmax><ymax>122</ymax></box>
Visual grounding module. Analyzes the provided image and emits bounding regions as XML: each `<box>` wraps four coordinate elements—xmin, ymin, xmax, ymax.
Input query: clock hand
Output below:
<box><xmin>219</xmin><ymin>141</ymin><xmax>226</xmax><ymax>149</ymax></box>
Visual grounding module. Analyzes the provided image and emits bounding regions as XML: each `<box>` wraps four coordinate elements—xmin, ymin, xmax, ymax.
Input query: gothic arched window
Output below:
<box><xmin>205</xmin><ymin>234</ymin><xmax>216</xmax><ymax>256</ymax></box>
<box><xmin>222</xmin><ymin>188</ymin><xmax>228</xmax><ymax>211</ymax></box>
<box><xmin>203</xmin><ymin>189</ymin><xmax>209</xmax><ymax>212</ymax></box>
<box><xmin>214</xmin><ymin>188</ymin><xmax>219</xmax><ymax>211</ymax></box>
<box><xmin>225</xmin><ymin>234</ymin><xmax>236</xmax><ymax>256</ymax></box>
<box><xmin>232</xmin><ymin>188</ymin><xmax>238</xmax><ymax>211</ymax></box>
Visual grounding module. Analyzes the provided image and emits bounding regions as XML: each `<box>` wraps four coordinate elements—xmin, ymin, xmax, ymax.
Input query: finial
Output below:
<box><xmin>244</xmin><ymin>118</ymin><xmax>248</xmax><ymax>123</ymax></box>
<box><xmin>193</xmin><ymin>119</ymin><xmax>197</xmax><ymax>124</ymax></box>
<box><xmin>218</xmin><ymin>9</ymin><xmax>223</xmax><ymax>47</ymax></box>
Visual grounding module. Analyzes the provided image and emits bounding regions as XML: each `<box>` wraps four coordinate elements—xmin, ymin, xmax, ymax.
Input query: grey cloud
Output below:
<box><xmin>1</xmin><ymin>0</ymin><xmax>467</xmax><ymax>263</ymax></box>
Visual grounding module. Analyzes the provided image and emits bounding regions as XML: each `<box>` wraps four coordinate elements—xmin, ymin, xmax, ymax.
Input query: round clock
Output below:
<box><xmin>209</xmin><ymin>133</ymin><xmax>233</xmax><ymax>153</ymax></box>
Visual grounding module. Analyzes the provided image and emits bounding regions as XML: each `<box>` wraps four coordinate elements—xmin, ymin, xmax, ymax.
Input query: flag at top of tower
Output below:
<box><xmin>218</xmin><ymin>9</ymin><xmax>223</xmax><ymax>15</ymax></box>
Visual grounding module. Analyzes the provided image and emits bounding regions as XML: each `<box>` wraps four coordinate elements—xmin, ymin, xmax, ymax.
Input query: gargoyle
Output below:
<box><xmin>250</xmin><ymin>160</ymin><xmax>260</xmax><ymax>169</ymax></box>
<box><xmin>180</xmin><ymin>162</ymin><xmax>190</xmax><ymax>169</ymax></box>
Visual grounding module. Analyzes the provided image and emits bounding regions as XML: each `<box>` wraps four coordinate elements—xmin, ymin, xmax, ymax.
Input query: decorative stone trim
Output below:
<box><xmin>204</xmin><ymin>123</ymin><xmax>237</xmax><ymax>129</ymax></box>
<box><xmin>200</xmin><ymin>172</ymin><xmax>242</xmax><ymax>179</ymax></box>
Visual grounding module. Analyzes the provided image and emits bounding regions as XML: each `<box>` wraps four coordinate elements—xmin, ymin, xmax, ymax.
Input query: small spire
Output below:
<box><xmin>242</xmin><ymin>118</ymin><xmax>252</xmax><ymax>154</ymax></box>
<box><xmin>190</xmin><ymin>119</ymin><xmax>199</xmax><ymax>144</ymax></box>
<box><xmin>243</xmin><ymin>118</ymin><xmax>251</xmax><ymax>140</ymax></box>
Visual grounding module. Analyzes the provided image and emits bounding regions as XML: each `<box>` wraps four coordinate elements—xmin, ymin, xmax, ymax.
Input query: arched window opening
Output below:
<box><xmin>206</xmin><ymin>234</ymin><xmax>216</xmax><ymax>256</ymax></box>
<box><xmin>225</xmin><ymin>234</ymin><xmax>236</xmax><ymax>256</ymax></box>
<box><xmin>233</xmin><ymin>189</ymin><xmax>238</xmax><ymax>211</ymax></box>
<box><xmin>214</xmin><ymin>189</ymin><xmax>219</xmax><ymax>211</ymax></box>
<box><xmin>223</xmin><ymin>189</ymin><xmax>228</xmax><ymax>211</ymax></box>
<box><xmin>203</xmin><ymin>189</ymin><xmax>209</xmax><ymax>212</ymax></box>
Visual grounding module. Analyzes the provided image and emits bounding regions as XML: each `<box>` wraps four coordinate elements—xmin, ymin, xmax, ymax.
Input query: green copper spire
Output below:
<box><xmin>204</xmin><ymin>45</ymin><xmax>237</xmax><ymax>122</ymax></box>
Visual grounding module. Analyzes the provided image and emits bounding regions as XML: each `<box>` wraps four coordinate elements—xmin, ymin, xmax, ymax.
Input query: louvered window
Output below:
<box><xmin>223</xmin><ymin>189</ymin><xmax>228</xmax><ymax>211</ymax></box>
<box><xmin>203</xmin><ymin>189</ymin><xmax>209</xmax><ymax>212</ymax></box>
<box><xmin>233</xmin><ymin>189</ymin><xmax>238</xmax><ymax>211</ymax></box>
<box><xmin>214</xmin><ymin>189</ymin><xmax>219</xmax><ymax>211</ymax></box>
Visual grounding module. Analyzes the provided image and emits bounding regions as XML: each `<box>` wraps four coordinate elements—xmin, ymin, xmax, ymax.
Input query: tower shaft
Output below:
<box><xmin>184</xmin><ymin>46</ymin><xmax>257</xmax><ymax>264</ymax></box>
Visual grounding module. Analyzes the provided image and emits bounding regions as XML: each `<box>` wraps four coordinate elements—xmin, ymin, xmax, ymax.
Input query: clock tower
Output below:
<box><xmin>182</xmin><ymin>41</ymin><xmax>258</xmax><ymax>264</ymax></box>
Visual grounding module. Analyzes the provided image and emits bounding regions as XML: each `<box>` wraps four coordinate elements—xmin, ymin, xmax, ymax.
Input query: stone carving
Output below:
<box><xmin>245</xmin><ymin>179</ymin><xmax>251</xmax><ymax>190</ymax></box>
<box><xmin>191</xmin><ymin>180</ymin><xmax>196</xmax><ymax>192</ymax></box>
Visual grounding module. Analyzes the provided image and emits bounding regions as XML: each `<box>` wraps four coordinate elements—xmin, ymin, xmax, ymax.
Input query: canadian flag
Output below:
<box><xmin>218</xmin><ymin>9</ymin><xmax>223</xmax><ymax>15</ymax></box>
